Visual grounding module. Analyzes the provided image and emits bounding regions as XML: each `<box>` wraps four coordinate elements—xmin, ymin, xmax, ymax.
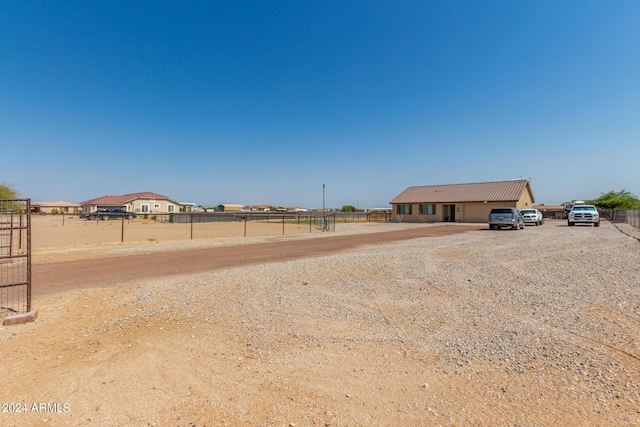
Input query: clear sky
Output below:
<box><xmin>2</xmin><ymin>1</ymin><xmax>639</xmax><ymax>209</ymax></box>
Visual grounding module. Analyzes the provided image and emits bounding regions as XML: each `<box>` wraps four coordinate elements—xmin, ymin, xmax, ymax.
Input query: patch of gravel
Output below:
<box><xmin>120</xmin><ymin>219</ymin><xmax>640</xmax><ymax>422</ymax></box>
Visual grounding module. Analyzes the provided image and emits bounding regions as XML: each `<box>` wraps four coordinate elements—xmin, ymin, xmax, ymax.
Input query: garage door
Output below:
<box><xmin>463</xmin><ymin>204</ymin><xmax>496</xmax><ymax>223</ymax></box>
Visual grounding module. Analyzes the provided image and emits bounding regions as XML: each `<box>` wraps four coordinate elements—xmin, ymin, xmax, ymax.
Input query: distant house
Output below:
<box><xmin>534</xmin><ymin>205</ymin><xmax>564</xmax><ymax>219</ymax></box>
<box><xmin>285</xmin><ymin>206</ymin><xmax>307</xmax><ymax>212</ymax></box>
<box><xmin>216</xmin><ymin>204</ymin><xmax>245</xmax><ymax>212</ymax></box>
<box><xmin>247</xmin><ymin>204</ymin><xmax>272</xmax><ymax>212</ymax></box>
<box><xmin>390</xmin><ymin>179</ymin><xmax>535</xmax><ymax>223</ymax></box>
<box><xmin>32</xmin><ymin>200</ymin><xmax>82</xmax><ymax>215</ymax></box>
<box><xmin>80</xmin><ymin>192</ymin><xmax>190</xmax><ymax>215</ymax></box>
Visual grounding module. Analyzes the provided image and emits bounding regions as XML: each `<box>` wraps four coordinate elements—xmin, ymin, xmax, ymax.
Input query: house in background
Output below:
<box><xmin>390</xmin><ymin>179</ymin><xmax>535</xmax><ymax>223</ymax></box>
<box><xmin>246</xmin><ymin>204</ymin><xmax>272</xmax><ymax>212</ymax></box>
<box><xmin>215</xmin><ymin>204</ymin><xmax>245</xmax><ymax>212</ymax></box>
<box><xmin>32</xmin><ymin>200</ymin><xmax>82</xmax><ymax>215</ymax></box>
<box><xmin>533</xmin><ymin>205</ymin><xmax>564</xmax><ymax>219</ymax></box>
<box><xmin>80</xmin><ymin>192</ymin><xmax>190</xmax><ymax>215</ymax></box>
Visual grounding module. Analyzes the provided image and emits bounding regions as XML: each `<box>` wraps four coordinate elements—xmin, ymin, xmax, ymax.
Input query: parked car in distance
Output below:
<box><xmin>488</xmin><ymin>207</ymin><xmax>525</xmax><ymax>230</ymax></box>
<box><xmin>567</xmin><ymin>205</ymin><xmax>600</xmax><ymax>227</ymax></box>
<box><xmin>82</xmin><ymin>209</ymin><xmax>137</xmax><ymax>220</ymax></box>
<box><xmin>520</xmin><ymin>208</ymin><xmax>544</xmax><ymax>226</ymax></box>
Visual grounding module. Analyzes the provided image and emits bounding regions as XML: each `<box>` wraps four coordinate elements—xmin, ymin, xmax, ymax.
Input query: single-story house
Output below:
<box><xmin>390</xmin><ymin>179</ymin><xmax>535</xmax><ymax>223</ymax></box>
<box><xmin>285</xmin><ymin>206</ymin><xmax>307</xmax><ymax>212</ymax></box>
<box><xmin>80</xmin><ymin>192</ymin><xmax>190</xmax><ymax>215</ymax></box>
<box><xmin>246</xmin><ymin>204</ymin><xmax>272</xmax><ymax>212</ymax></box>
<box><xmin>32</xmin><ymin>200</ymin><xmax>82</xmax><ymax>215</ymax></box>
<box><xmin>216</xmin><ymin>204</ymin><xmax>245</xmax><ymax>212</ymax></box>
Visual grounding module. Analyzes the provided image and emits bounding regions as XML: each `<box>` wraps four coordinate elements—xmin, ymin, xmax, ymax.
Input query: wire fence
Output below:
<box><xmin>29</xmin><ymin>211</ymin><xmax>396</xmax><ymax>249</ymax></box>
<box><xmin>30</xmin><ymin>212</ymin><xmax>342</xmax><ymax>248</ymax></box>
<box><xmin>150</xmin><ymin>212</ymin><xmax>337</xmax><ymax>233</ymax></box>
<box><xmin>334</xmin><ymin>211</ymin><xmax>392</xmax><ymax>223</ymax></box>
<box><xmin>0</xmin><ymin>199</ymin><xmax>31</xmax><ymax>318</ymax></box>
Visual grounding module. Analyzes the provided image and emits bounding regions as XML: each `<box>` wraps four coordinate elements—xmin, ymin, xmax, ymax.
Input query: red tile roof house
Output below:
<box><xmin>390</xmin><ymin>179</ymin><xmax>535</xmax><ymax>223</ymax></box>
<box><xmin>80</xmin><ymin>192</ymin><xmax>187</xmax><ymax>215</ymax></box>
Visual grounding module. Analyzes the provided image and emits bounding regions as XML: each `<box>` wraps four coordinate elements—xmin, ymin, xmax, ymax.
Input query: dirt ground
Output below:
<box><xmin>1</xmin><ymin>217</ymin><xmax>639</xmax><ymax>426</ymax></box>
<box><xmin>30</xmin><ymin>215</ymin><xmax>327</xmax><ymax>253</ymax></box>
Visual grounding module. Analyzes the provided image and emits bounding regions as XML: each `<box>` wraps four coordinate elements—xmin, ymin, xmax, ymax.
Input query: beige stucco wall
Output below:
<box><xmin>127</xmin><ymin>198</ymin><xmax>177</xmax><ymax>214</ymax></box>
<box><xmin>392</xmin><ymin>203</ymin><xmax>513</xmax><ymax>223</ymax></box>
<box><xmin>221</xmin><ymin>204</ymin><xmax>245</xmax><ymax>212</ymax></box>
<box><xmin>391</xmin><ymin>205</ymin><xmax>436</xmax><ymax>223</ymax></box>
<box><xmin>515</xmin><ymin>189</ymin><xmax>535</xmax><ymax>211</ymax></box>
<box><xmin>462</xmin><ymin>204</ymin><xmax>498</xmax><ymax>222</ymax></box>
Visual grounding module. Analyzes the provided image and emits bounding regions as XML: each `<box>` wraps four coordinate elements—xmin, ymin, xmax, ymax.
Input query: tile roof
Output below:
<box><xmin>390</xmin><ymin>180</ymin><xmax>533</xmax><ymax>204</ymax></box>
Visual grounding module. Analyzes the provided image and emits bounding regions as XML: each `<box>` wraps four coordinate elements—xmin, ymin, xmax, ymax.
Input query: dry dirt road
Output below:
<box><xmin>33</xmin><ymin>224</ymin><xmax>483</xmax><ymax>297</ymax></box>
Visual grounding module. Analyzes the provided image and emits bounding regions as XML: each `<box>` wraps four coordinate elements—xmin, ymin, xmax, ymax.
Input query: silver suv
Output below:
<box><xmin>568</xmin><ymin>205</ymin><xmax>600</xmax><ymax>227</ymax></box>
<box><xmin>488</xmin><ymin>207</ymin><xmax>525</xmax><ymax>230</ymax></box>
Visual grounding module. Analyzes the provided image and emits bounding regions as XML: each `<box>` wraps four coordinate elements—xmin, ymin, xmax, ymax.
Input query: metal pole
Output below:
<box><xmin>26</xmin><ymin>199</ymin><xmax>31</xmax><ymax>312</ymax></box>
<box><xmin>121</xmin><ymin>214</ymin><xmax>125</xmax><ymax>243</ymax></box>
<box><xmin>11</xmin><ymin>210</ymin><xmax>15</xmax><ymax>256</ymax></box>
<box><xmin>322</xmin><ymin>184</ymin><xmax>325</xmax><ymax>215</ymax></box>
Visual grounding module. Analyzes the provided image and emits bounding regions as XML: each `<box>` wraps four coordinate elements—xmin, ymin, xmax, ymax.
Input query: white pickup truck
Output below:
<box><xmin>567</xmin><ymin>205</ymin><xmax>600</xmax><ymax>227</ymax></box>
<box><xmin>520</xmin><ymin>209</ymin><xmax>544</xmax><ymax>226</ymax></box>
<box><xmin>563</xmin><ymin>200</ymin><xmax>585</xmax><ymax>219</ymax></box>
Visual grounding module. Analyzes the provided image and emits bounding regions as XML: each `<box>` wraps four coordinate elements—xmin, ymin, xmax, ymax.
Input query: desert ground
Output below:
<box><xmin>1</xmin><ymin>216</ymin><xmax>639</xmax><ymax>426</ymax></box>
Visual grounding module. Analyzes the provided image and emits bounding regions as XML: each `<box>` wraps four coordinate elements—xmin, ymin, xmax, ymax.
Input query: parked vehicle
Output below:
<box><xmin>563</xmin><ymin>200</ymin><xmax>585</xmax><ymax>219</ymax></box>
<box><xmin>83</xmin><ymin>209</ymin><xmax>137</xmax><ymax>220</ymax></box>
<box><xmin>488</xmin><ymin>207</ymin><xmax>525</xmax><ymax>230</ymax></box>
<box><xmin>567</xmin><ymin>205</ymin><xmax>600</xmax><ymax>227</ymax></box>
<box><xmin>520</xmin><ymin>208</ymin><xmax>544</xmax><ymax>226</ymax></box>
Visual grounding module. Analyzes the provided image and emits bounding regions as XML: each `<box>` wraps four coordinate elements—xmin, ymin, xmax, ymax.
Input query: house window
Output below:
<box><xmin>419</xmin><ymin>204</ymin><xmax>436</xmax><ymax>215</ymax></box>
<box><xmin>141</xmin><ymin>204</ymin><xmax>149</xmax><ymax>213</ymax></box>
<box><xmin>396</xmin><ymin>204</ymin><xmax>412</xmax><ymax>215</ymax></box>
<box><xmin>154</xmin><ymin>204</ymin><xmax>160</xmax><ymax>209</ymax></box>
<box><xmin>167</xmin><ymin>205</ymin><xmax>175</xmax><ymax>213</ymax></box>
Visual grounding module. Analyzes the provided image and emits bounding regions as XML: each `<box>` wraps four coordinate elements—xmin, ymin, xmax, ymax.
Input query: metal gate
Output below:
<box><xmin>314</xmin><ymin>213</ymin><xmax>335</xmax><ymax>232</ymax></box>
<box><xmin>0</xmin><ymin>199</ymin><xmax>33</xmax><ymax>323</ymax></box>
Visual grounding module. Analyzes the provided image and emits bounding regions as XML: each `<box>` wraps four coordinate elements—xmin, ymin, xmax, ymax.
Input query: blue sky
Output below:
<box><xmin>2</xmin><ymin>1</ymin><xmax>639</xmax><ymax>209</ymax></box>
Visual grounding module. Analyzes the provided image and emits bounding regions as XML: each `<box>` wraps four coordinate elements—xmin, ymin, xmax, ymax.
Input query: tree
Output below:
<box><xmin>587</xmin><ymin>190</ymin><xmax>640</xmax><ymax>211</ymax></box>
<box><xmin>0</xmin><ymin>182</ymin><xmax>20</xmax><ymax>199</ymax></box>
<box><xmin>340</xmin><ymin>205</ymin><xmax>356</xmax><ymax>212</ymax></box>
